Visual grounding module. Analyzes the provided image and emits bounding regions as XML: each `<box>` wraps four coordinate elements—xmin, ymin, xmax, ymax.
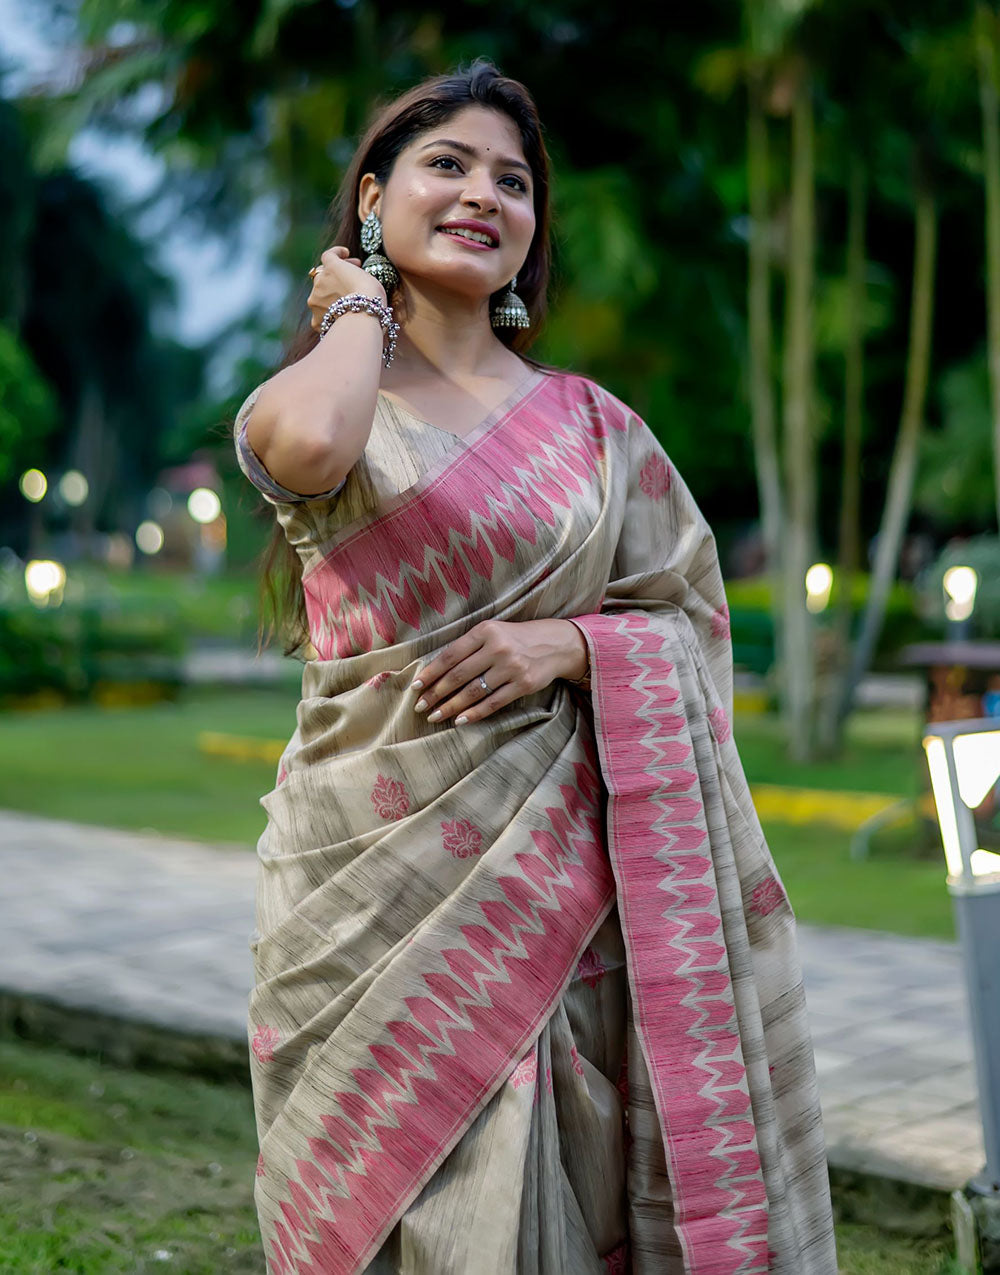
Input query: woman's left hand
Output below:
<box><xmin>409</xmin><ymin>618</ymin><xmax>588</xmax><ymax>726</ymax></box>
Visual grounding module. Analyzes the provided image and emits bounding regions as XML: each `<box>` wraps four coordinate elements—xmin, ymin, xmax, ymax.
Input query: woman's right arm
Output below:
<box><xmin>245</xmin><ymin>246</ymin><xmax>389</xmax><ymax>497</ymax></box>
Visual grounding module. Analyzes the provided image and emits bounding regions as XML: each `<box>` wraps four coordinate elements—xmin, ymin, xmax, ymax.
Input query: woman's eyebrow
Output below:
<box><xmin>418</xmin><ymin>138</ymin><xmax>532</xmax><ymax>176</ymax></box>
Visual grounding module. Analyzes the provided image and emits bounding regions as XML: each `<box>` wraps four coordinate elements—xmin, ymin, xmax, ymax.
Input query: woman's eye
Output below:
<box><xmin>430</xmin><ymin>156</ymin><xmax>527</xmax><ymax>192</ymax></box>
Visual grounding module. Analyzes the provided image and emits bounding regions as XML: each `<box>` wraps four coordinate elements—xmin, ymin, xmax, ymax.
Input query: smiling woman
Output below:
<box><xmin>232</xmin><ymin>58</ymin><xmax>838</xmax><ymax>1275</ymax></box>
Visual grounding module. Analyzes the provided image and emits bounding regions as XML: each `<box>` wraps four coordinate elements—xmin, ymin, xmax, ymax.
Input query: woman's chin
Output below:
<box><xmin>398</xmin><ymin>266</ymin><xmax>508</xmax><ymax>303</ymax></box>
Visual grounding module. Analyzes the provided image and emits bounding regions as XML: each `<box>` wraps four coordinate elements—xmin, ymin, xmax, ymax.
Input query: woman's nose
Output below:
<box><xmin>461</xmin><ymin>183</ymin><xmax>498</xmax><ymax>214</ymax></box>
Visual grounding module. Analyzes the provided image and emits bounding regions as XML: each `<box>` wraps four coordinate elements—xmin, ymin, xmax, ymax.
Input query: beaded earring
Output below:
<box><xmin>360</xmin><ymin>210</ymin><xmax>400</xmax><ymax>296</ymax></box>
<box><xmin>491</xmin><ymin>274</ymin><xmax>531</xmax><ymax>329</ymax></box>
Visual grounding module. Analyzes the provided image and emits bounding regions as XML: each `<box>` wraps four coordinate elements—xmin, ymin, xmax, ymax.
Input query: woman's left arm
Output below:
<box><xmin>409</xmin><ymin>618</ymin><xmax>589</xmax><ymax>726</ymax></box>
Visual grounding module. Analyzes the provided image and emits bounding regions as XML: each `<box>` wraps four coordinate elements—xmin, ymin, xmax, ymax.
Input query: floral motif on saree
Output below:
<box><xmin>234</xmin><ymin>370</ymin><xmax>837</xmax><ymax>1274</ymax></box>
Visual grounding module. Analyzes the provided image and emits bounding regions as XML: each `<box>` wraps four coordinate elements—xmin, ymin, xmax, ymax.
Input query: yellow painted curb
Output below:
<box><xmin>198</xmin><ymin>731</ymin><xmax>284</xmax><ymax>764</ymax></box>
<box><xmin>733</xmin><ymin>688</ymin><xmax>770</xmax><ymax>715</ymax></box>
<box><xmin>749</xmin><ymin>783</ymin><xmax>933</xmax><ymax>831</ymax></box>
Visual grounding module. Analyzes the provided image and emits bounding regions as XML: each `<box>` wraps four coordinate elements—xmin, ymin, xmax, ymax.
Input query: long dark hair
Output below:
<box><xmin>251</xmin><ymin>58</ymin><xmax>557</xmax><ymax>658</ymax></box>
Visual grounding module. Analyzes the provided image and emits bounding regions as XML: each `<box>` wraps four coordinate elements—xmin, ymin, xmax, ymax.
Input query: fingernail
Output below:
<box><xmin>410</xmin><ymin>679</ymin><xmax>423</xmax><ymax>690</ymax></box>
<box><xmin>414</xmin><ymin>698</ymin><xmax>428</xmax><ymax>712</ymax></box>
<box><xmin>427</xmin><ymin>709</ymin><xmax>442</xmax><ymax>723</ymax></box>
<box><xmin>455</xmin><ymin>715</ymin><xmax>468</xmax><ymax>726</ymax></box>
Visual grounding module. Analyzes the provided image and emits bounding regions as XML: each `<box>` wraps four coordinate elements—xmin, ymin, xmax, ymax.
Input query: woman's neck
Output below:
<box><xmin>386</xmin><ymin>281</ymin><xmax>519</xmax><ymax>384</ymax></box>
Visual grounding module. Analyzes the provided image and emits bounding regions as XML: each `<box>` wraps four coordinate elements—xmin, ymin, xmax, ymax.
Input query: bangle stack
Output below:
<box><xmin>319</xmin><ymin>292</ymin><xmax>401</xmax><ymax>368</ymax></box>
<box><xmin>566</xmin><ymin>620</ymin><xmax>592</xmax><ymax>692</ymax></box>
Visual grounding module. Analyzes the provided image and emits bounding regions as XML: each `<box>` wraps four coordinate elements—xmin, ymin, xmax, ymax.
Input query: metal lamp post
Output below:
<box><xmin>923</xmin><ymin>717</ymin><xmax>1000</xmax><ymax>1272</ymax></box>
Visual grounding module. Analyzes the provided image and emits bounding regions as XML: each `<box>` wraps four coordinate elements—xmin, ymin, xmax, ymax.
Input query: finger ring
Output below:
<box><xmin>477</xmin><ymin>674</ymin><xmax>490</xmax><ymax>694</ymax></box>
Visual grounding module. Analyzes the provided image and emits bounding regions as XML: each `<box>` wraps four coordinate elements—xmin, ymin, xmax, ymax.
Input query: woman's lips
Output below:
<box><xmin>436</xmin><ymin>230</ymin><xmax>497</xmax><ymax>251</ymax></box>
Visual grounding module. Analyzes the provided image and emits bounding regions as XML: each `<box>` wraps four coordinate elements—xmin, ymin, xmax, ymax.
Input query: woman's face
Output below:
<box><xmin>360</xmin><ymin>104</ymin><xmax>536</xmax><ymax>302</ymax></box>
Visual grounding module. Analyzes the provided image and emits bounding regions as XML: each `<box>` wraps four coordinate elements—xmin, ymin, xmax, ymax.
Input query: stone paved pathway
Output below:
<box><xmin>0</xmin><ymin>809</ymin><xmax>982</xmax><ymax>1192</ymax></box>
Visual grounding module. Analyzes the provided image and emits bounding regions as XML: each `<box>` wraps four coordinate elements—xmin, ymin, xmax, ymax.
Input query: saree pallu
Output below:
<box><xmin>234</xmin><ymin>368</ymin><xmax>838</xmax><ymax>1274</ymax></box>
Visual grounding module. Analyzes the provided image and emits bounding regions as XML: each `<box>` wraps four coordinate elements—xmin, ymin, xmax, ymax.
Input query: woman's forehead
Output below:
<box><xmin>405</xmin><ymin>105</ymin><xmax>527</xmax><ymax>162</ymax></box>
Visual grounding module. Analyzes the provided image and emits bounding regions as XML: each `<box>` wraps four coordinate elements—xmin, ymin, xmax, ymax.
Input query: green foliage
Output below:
<box><xmin>725</xmin><ymin>574</ymin><xmax>936</xmax><ymax>670</ymax></box>
<box><xmin>0</xmin><ymin>326</ymin><xmax>58</xmax><ymax>482</ymax></box>
<box><xmin>915</xmin><ymin>353</ymin><xmax>996</xmax><ymax>526</ymax></box>
<box><xmin>6</xmin><ymin>0</ymin><xmax>1000</xmax><ymax>571</ymax></box>
<box><xmin>0</xmin><ymin>600</ymin><xmax>185</xmax><ymax>704</ymax></box>
<box><xmin>0</xmin><ymin>562</ymin><xmax>186</xmax><ymax>702</ymax></box>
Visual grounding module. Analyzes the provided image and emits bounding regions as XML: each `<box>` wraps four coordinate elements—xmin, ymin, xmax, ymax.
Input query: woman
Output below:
<box><xmin>234</xmin><ymin>59</ymin><xmax>838</xmax><ymax>1275</ymax></box>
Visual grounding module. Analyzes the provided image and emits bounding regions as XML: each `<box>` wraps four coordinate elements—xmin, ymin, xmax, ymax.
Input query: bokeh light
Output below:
<box><xmin>135</xmin><ymin>520</ymin><xmax>165</xmax><ymax>555</ymax></box>
<box><xmin>943</xmin><ymin>565</ymin><xmax>978</xmax><ymax>623</ymax></box>
<box><xmin>805</xmin><ymin>562</ymin><xmax>833</xmax><ymax>614</ymax></box>
<box><xmin>187</xmin><ymin>488</ymin><xmax>222</xmax><ymax>524</ymax></box>
<box><xmin>19</xmin><ymin>469</ymin><xmax>47</xmax><ymax>503</ymax></box>
<box><xmin>58</xmin><ymin>470</ymin><xmax>89</xmax><ymax>506</ymax></box>
<box><xmin>24</xmin><ymin>559</ymin><xmax>66</xmax><ymax>607</ymax></box>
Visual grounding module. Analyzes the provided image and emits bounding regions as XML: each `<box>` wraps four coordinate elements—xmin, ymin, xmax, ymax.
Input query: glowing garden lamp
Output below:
<box><xmin>923</xmin><ymin>717</ymin><xmax>1000</xmax><ymax>1230</ymax></box>
<box><xmin>943</xmin><ymin>566</ymin><xmax>978</xmax><ymax>640</ymax></box>
<box><xmin>24</xmin><ymin>559</ymin><xmax>66</xmax><ymax>607</ymax></box>
<box><xmin>805</xmin><ymin>562</ymin><xmax>833</xmax><ymax>614</ymax></box>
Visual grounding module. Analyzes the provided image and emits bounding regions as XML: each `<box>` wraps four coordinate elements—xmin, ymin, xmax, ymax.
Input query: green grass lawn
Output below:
<box><xmin>762</xmin><ymin>820</ymin><xmax>953</xmax><ymax>940</ymax></box>
<box><xmin>0</xmin><ymin>690</ymin><xmax>953</xmax><ymax>938</ymax></box>
<box><xmin>0</xmin><ymin>686</ymin><xmax>298</xmax><ymax>847</ymax></box>
<box><xmin>733</xmin><ymin>707</ymin><xmax>924</xmax><ymax>796</ymax></box>
<box><xmin>0</xmin><ymin>1037</ymin><xmax>960</xmax><ymax>1274</ymax></box>
<box><xmin>1</xmin><ymin>1038</ymin><xmax>263</xmax><ymax>1273</ymax></box>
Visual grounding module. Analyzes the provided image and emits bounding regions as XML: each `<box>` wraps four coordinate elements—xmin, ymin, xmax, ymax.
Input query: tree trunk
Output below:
<box><xmin>780</xmin><ymin>75</ymin><xmax>818</xmax><ymax>761</ymax></box>
<box><xmin>978</xmin><ymin>3</ymin><xmax>1000</xmax><ymax>531</ymax></box>
<box><xmin>818</xmin><ymin>152</ymin><xmax>867</xmax><ymax>753</ymax></box>
<box><xmin>747</xmin><ymin>75</ymin><xmax>785</xmax><ymax>578</ymax></box>
<box><xmin>837</xmin><ymin>182</ymin><xmax>937</xmax><ymax>722</ymax></box>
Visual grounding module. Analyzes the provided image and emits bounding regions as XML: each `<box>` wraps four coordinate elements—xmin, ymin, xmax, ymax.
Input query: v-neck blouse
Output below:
<box><xmin>233</xmin><ymin>368</ymin><xmax>551</xmax><ymax>563</ymax></box>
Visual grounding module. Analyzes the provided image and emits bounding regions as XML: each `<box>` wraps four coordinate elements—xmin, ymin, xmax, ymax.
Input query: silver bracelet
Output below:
<box><xmin>319</xmin><ymin>292</ymin><xmax>401</xmax><ymax>368</ymax></box>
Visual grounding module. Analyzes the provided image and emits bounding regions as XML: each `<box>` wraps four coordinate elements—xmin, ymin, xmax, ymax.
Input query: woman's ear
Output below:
<box><xmin>357</xmin><ymin>173</ymin><xmax>380</xmax><ymax>223</ymax></box>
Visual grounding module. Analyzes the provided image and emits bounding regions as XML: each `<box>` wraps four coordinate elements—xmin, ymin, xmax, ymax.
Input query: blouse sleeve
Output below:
<box><xmin>233</xmin><ymin>382</ymin><xmax>347</xmax><ymax>505</ymax></box>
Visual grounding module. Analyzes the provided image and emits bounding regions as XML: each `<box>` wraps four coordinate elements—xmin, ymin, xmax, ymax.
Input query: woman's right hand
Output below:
<box><xmin>307</xmin><ymin>245</ymin><xmax>388</xmax><ymax>331</ymax></box>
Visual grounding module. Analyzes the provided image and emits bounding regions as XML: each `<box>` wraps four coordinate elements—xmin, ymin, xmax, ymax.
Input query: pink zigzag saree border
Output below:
<box><xmin>572</xmin><ymin>611</ymin><xmax>770</xmax><ymax>1275</ymax></box>
<box><xmin>262</xmin><ymin>751</ymin><xmax>616</xmax><ymax>1274</ymax></box>
<box><xmin>301</xmin><ymin>375</ymin><xmax>625</xmax><ymax>659</ymax></box>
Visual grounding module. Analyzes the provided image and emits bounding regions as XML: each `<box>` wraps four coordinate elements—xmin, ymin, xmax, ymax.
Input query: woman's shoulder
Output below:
<box><xmin>537</xmin><ymin>367</ymin><xmax>643</xmax><ymax>434</ymax></box>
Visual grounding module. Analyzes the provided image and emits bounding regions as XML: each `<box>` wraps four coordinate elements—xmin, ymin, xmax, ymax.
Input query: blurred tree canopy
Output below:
<box><xmin>0</xmin><ymin>89</ymin><xmax>208</xmax><ymax>550</ymax></box>
<box><xmin>5</xmin><ymin>0</ymin><xmax>1000</xmax><ymax>754</ymax></box>
<box><xmin>27</xmin><ymin>0</ymin><xmax>986</xmax><ymax>541</ymax></box>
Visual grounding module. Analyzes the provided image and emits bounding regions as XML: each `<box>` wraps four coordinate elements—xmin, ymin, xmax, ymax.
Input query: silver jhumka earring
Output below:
<box><xmin>360</xmin><ymin>210</ymin><xmax>400</xmax><ymax>296</ymax></box>
<box><xmin>491</xmin><ymin>274</ymin><xmax>531</xmax><ymax>329</ymax></box>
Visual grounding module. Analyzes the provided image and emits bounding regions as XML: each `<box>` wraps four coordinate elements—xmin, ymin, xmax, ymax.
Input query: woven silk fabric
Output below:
<box><xmin>234</xmin><ymin>368</ymin><xmax>838</xmax><ymax>1274</ymax></box>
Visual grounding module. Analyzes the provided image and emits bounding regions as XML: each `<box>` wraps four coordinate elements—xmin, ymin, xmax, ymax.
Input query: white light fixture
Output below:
<box><xmin>19</xmin><ymin>469</ymin><xmax>47</xmax><ymax>503</ymax></box>
<box><xmin>924</xmin><ymin>722</ymin><xmax>1000</xmax><ymax>885</ymax></box>
<box><xmin>805</xmin><ymin>562</ymin><xmax>833</xmax><ymax>614</ymax></box>
<box><xmin>58</xmin><ymin>470</ymin><xmax>89</xmax><ymax>506</ymax></box>
<box><xmin>187</xmin><ymin>487</ymin><xmax>221</xmax><ymax>524</ymax></box>
<box><xmin>922</xmin><ymin>716</ymin><xmax>1000</xmax><ymax>1216</ymax></box>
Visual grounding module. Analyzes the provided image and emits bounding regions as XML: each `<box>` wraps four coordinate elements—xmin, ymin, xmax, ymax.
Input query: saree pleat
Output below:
<box><xmin>234</xmin><ymin>369</ymin><xmax>838</xmax><ymax>1273</ymax></box>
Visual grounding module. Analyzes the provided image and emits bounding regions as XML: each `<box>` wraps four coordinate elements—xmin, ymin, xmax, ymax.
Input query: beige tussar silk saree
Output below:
<box><xmin>233</xmin><ymin>365</ymin><xmax>839</xmax><ymax>1275</ymax></box>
